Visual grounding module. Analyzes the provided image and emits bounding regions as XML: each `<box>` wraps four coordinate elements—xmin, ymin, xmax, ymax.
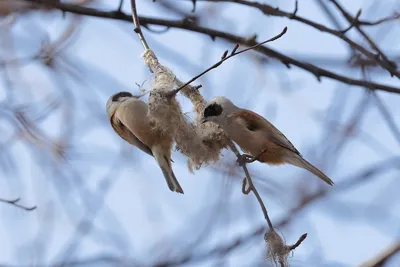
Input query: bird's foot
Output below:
<box><xmin>236</xmin><ymin>154</ymin><xmax>255</xmax><ymax>166</ymax></box>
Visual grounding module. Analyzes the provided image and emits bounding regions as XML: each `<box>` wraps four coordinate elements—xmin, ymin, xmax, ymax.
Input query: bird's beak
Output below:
<box><xmin>201</xmin><ymin>118</ymin><xmax>208</xmax><ymax>124</ymax></box>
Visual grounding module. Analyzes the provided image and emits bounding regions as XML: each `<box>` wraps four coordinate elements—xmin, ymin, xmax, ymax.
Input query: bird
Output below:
<box><xmin>106</xmin><ymin>91</ymin><xmax>184</xmax><ymax>194</ymax></box>
<box><xmin>201</xmin><ymin>96</ymin><xmax>334</xmax><ymax>186</ymax></box>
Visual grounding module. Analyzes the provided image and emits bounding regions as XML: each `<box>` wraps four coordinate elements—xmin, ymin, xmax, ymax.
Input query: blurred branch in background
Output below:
<box><xmin>20</xmin><ymin>0</ymin><xmax>400</xmax><ymax>93</ymax></box>
<box><xmin>0</xmin><ymin>0</ymin><xmax>58</xmax><ymax>16</ymax></box>
<box><xmin>183</xmin><ymin>0</ymin><xmax>400</xmax><ymax>77</ymax></box>
<box><xmin>0</xmin><ymin>197</ymin><xmax>36</xmax><ymax>211</ymax></box>
<box><xmin>359</xmin><ymin>241</ymin><xmax>400</xmax><ymax>267</ymax></box>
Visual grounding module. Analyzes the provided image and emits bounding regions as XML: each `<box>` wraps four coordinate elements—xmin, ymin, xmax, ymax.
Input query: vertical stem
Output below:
<box><xmin>228</xmin><ymin>142</ymin><xmax>274</xmax><ymax>230</ymax></box>
<box><xmin>130</xmin><ymin>0</ymin><xmax>149</xmax><ymax>50</ymax></box>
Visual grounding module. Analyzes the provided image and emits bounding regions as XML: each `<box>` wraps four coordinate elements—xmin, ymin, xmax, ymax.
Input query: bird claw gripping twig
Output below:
<box><xmin>236</xmin><ymin>154</ymin><xmax>256</xmax><ymax>166</ymax></box>
<box><xmin>236</xmin><ymin>147</ymin><xmax>268</xmax><ymax>166</ymax></box>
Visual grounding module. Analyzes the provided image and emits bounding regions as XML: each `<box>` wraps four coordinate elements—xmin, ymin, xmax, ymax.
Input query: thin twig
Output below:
<box><xmin>241</xmin><ymin>179</ymin><xmax>251</xmax><ymax>194</ymax></box>
<box><xmin>358</xmin><ymin>12</ymin><xmax>400</xmax><ymax>26</ymax></box>
<box><xmin>288</xmin><ymin>233</ymin><xmax>307</xmax><ymax>251</ymax></box>
<box><xmin>330</xmin><ymin>0</ymin><xmax>398</xmax><ymax>77</ymax></box>
<box><xmin>167</xmin><ymin>26</ymin><xmax>288</xmax><ymax>97</ymax></box>
<box><xmin>229</xmin><ymin>141</ymin><xmax>308</xmax><ymax>264</ymax></box>
<box><xmin>117</xmin><ymin>0</ymin><xmax>124</xmax><ymax>13</ymax></box>
<box><xmin>340</xmin><ymin>9</ymin><xmax>362</xmax><ymax>33</ymax></box>
<box><xmin>228</xmin><ymin>141</ymin><xmax>273</xmax><ymax>230</ymax></box>
<box><xmin>130</xmin><ymin>0</ymin><xmax>149</xmax><ymax>50</ymax></box>
<box><xmin>0</xmin><ymin>197</ymin><xmax>37</xmax><ymax>211</ymax></box>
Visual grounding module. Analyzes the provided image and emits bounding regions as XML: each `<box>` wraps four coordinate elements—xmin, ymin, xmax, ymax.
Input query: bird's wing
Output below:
<box><xmin>110</xmin><ymin>113</ymin><xmax>154</xmax><ymax>157</ymax></box>
<box><xmin>229</xmin><ymin>109</ymin><xmax>301</xmax><ymax>156</ymax></box>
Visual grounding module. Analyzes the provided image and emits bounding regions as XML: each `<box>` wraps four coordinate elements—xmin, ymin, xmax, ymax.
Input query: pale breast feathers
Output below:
<box><xmin>229</xmin><ymin>109</ymin><xmax>301</xmax><ymax>156</ymax></box>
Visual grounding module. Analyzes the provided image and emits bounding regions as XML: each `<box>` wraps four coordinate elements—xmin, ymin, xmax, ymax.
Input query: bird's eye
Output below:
<box><xmin>204</xmin><ymin>103</ymin><xmax>223</xmax><ymax>118</ymax></box>
<box><xmin>112</xmin><ymin>92</ymin><xmax>133</xmax><ymax>102</ymax></box>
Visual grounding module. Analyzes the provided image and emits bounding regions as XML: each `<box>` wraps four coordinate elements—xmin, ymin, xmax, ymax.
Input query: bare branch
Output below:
<box><xmin>358</xmin><ymin>241</ymin><xmax>400</xmax><ymax>267</ymax></box>
<box><xmin>20</xmin><ymin>1</ymin><xmax>400</xmax><ymax>94</ymax></box>
<box><xmin>130</xmin><ymin>0</ymin><xmax>149</xmax><ymax>50</ymax></box>
<box><xmin>179</xmin><ymin>0</ymin><xmax>400</xmax><ymax>78</ymax></box>
<box><xmin>117</xmin><ymin>0</ymin><xmax>124</xmax><ymax>13</ymax></box>
<box><xmin>184</xmin><ymin>0</ymin><xmax>400</xmax><ymax>26</ymax></box>
<box><xmin>167</xmin><ymin>27</ymin><xmax>288</xmax><ymax>97</ymax></box>
<box><xmin>228</xmin><ymin>141</ymin><xmax>308</xmax><ymax>266</ymax></box>
<box><xmin>228</xmin><ymin>142</ymin><xmax>307</xmax><ymax>263</ymax></box>
<box><xmin>227</xmin><ymin>141</ymin><xmax>274</xmax><ymax>229</ymax></box>
<box><xmin>340</xmin><ymin>9</ymin><xmax>362</xmax><ymax>33</ymax></box>
<box><xmin>0</xmin><ymin>197</ymin><xmax>37</xmax><ymax>211</ymax></box>
<box><xmin>330</xmin><ymin>0</ymin><xmax>398</xmax><ymax>77</ymax></box>
<box><xmin>288</xmin><ymin>233</ymin><xmax>308</xmax><ymax>251</ymax></box>
<box><xmin>358</xmin><ymin>12</ymin><xmax>400</xmax><ymax>26</ymax></box>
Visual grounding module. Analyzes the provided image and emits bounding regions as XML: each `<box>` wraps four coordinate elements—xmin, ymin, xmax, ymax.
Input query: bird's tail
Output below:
<box><xmin>152</xmin><ymin>146</ymin><xmax>184</xmax><ymax>194</ymax></box>
<box><xmin>284</xmin><ymin>154</ymin><xmax>334</xmax><ymax>186</ymax></box>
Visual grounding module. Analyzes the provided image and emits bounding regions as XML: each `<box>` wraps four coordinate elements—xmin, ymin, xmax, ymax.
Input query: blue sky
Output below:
<box><xmin>0</xmin><ymin>0</ymin><xmax>399</xmax><ymax>266</ymax></box>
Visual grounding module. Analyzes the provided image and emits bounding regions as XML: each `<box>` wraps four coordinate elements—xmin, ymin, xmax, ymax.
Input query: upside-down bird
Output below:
<box><xmin>106</xmin><ymin>92</ymin><xmax>184</xmax><ymax>194</ymax></box>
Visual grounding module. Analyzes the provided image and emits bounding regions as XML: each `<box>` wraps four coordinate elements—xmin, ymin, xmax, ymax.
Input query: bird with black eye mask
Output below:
<box><xmin>202</xmin><ymin>96</ymin><xmax>334</xmax><ymax>186</ymax></box>
<box><xmin>106</xmin><ymin>91</ymin><xmax>184</xmax><ymax>194</ymax></box>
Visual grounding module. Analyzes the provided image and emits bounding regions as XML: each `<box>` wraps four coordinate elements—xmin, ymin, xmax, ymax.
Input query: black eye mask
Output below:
<box><xmin>204</xmin><ymin>103</ymin><xmax>223</xmax><ymax>118</ymax></box>
<box><xmin>112</xmin><ymin>92</ymin><xmax>133</xmax><ymax>102</ymax></box>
